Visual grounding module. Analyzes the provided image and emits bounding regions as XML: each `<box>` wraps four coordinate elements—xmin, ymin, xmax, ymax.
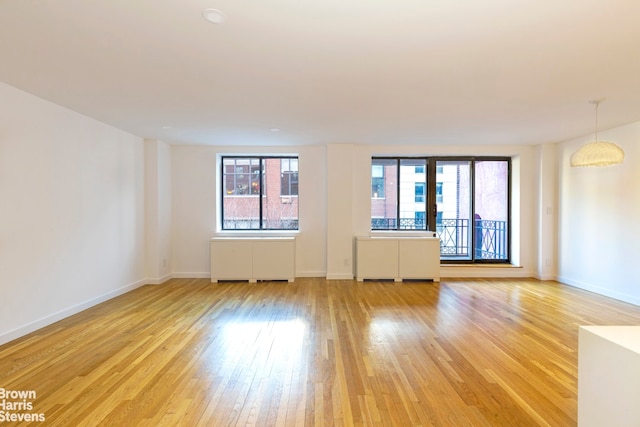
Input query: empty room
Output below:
<box><xmin>1</xmin><ymin>1</ymin><xmax>640</xmax><ymax>426</ymax></box>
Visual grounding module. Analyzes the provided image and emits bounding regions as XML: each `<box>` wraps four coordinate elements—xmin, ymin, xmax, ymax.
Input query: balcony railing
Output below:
<box><xmin>371</xmin><ymin>218</ymin><xmax>426</xmax><ymax>230</ymax></box>
<box><xmin>372</xmin><ymin>218</ymin><xmax>508</xmax><ymax>260</ymax></box>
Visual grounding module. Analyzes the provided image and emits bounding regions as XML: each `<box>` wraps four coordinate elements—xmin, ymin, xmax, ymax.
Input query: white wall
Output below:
<box><xmin>0</xmin><ymin>82</ymin><xmax>146</xmax><ymax>345</ymax></box>
<box><xmin>171</xmin><ymin>145</ymin><xmax>328</xmax><ymax>278</ymax></box>
<box><xmin>144</xmin><ymin>139</ymin><xmax>172</xmax><ymax>284</ymax></box>
<box><xmin>172</xmin><ymin>142</ymin><xmax>540</xmax><ymax>280</ymax></box>
<box><xmin>558</xmin><ymin>121</ymin><xmax>640</xmax><ymax>305</ymax></box>
<box><xmin>536</xmin><ymin>143</ymin><xmax>559</xmax><ymax>280</ymax></box>
<box><xmin>326</xmin><ymin>144</ymin><xmax>355</xmax><ymax>279</ymax></box>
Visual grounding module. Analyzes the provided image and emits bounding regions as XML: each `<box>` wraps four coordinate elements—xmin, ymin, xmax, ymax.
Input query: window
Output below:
<box><xmin>280</xmin><ymin>158</ymin><xmax>299</xmax><ymax>196</ymax></box>
<box><xmin>436</xmin><ymin>160</ymin><xmax>472</xmax><ymax>259</ymax></box>
<box><xmin>222</xmin><ymin>156</ymin><xmax>299</xmax><ymax>230</ymax></box>
<box><xmin>473</xmin><ymin>160</ymin><xmax>509</xmax><ymax>260</ymax></box>
<box><xmin>415</xmin><ymin>183</ymin><xmax>425</xmax><ymax>203</ymax></box>
<box><xmin>371</xmin><ymin>158</ymin><xmax>427</xmax><ymax>230</ymax></box>
<box><xmin>371</xmin><ymin>159</ymin><xmax>396</xmax><ymax>228</ymax></box>
<box><xmin>371</xmin><ymin>156</ymin><xmax>510</xmax><ymax>263</ymax></box>
<box><xmin>224</xmin><ymin>158</ymin><xmax>261</xmax><ymax>196</ymax></box>
<box><xmin>371</xmin><ymin>164</ymin><xmax>385</xmax><ymax>198</ymax></box>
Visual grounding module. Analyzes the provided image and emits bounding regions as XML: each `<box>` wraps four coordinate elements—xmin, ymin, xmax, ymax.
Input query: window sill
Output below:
<box><xmin>440</xmin><ymin>263</ymin><xmax>521</xmax><ymax>268</ymax></box>
<box><xmin>214</xmin><ymin>229</ymin><xmax>299</xmax><ymax>238</ymax></box>
<box><xmin>369</xmin><ymin>230</ymin><xmax>437</xmax><ymax>238</ymax></box>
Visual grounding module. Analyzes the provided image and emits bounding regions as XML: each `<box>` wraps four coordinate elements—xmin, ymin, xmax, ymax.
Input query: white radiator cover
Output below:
<box><xmin>210</xmin><ymin>237</ymin><xmax>295</xmax><ymax>282</ymax></box>
<box><xmin>356</xmin><ymin>236</ymin><xmax>440</xmax><ymax>282</ymax></box>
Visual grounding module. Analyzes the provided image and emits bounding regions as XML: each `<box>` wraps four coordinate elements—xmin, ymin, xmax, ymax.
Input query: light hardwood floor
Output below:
<box><xmin>2</xmin><ymin>278</ymin><xmax>640</xmax><ymax>426</ymax></box>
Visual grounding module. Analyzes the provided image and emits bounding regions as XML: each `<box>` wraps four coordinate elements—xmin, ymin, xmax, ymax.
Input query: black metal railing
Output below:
<box><xmin>371</xmin><ymin>218</ymin><xmax>427</xmax><ymax>230</ymax></box>
<box><xmin>474</xmin><ymin>219</ymin><xmax>508</xmax><ymax>260</ymax></box>
<box><xmin>372</xmin><ymin>217</ymin><xmax>508</xmax><ymax>260</ymax></box>
<box><xmin>437</xmin><ymin>218</ymin><xmax>508</xmax><ymax>260</ymax></box>
<box><xmin>437</xmin><ymin>218</ymin><xmax>469</xmax><ymax>256</ymax></box>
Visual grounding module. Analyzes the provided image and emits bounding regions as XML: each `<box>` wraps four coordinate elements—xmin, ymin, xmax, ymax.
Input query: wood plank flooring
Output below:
<box><xmin>2</xmin><ymin>278</ymin><xmax>640</xmax><ymax>426</ymax></box>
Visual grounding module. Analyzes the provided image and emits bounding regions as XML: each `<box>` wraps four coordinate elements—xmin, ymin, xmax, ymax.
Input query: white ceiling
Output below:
<box><xmin>2</xmin><ymin>0</ymin><xmax>640</xmax><ymax>147</ymax></box>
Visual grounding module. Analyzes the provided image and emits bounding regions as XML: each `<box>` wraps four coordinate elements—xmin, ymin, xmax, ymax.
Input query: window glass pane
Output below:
<box><xmin>250</xmin><ymin>162</ymin><xmax>261</xmax><ymax>195</ymax></box>
<box><xmin>399</xmin><ymin>159</ymin><xmax>427</xmax><ymax>230</ymax></box>
<box><xmin>281</xmin><ymin>158</ymin><xmax>299</xmax><ymax>173</ymax></box>
<box><xmin>224</xmin><ymin>162</ymin><xmax>235</xmax><ymax>195</ymax></box>
<box><xmin>280</xmin><ymin>158</ymin><xmax>299</xmax><ymax>196</ymax></box>
<box><xmin>222</xmin><ymin>157</ymin><xmax>298</xmax><ymax>230</ymax></box>
<box><xmin>371</xmin><ymin>159</ymin><xmax>397</xmax><ymax>229</ymax></box>
<box><xmin>474</xmin><ymin>160</ymin><xmax>508</xmax><ymax>260</ymax></box>
<box><xmin>415</xmin><ymin>183</ymin><xmax>425</xmax><ymax>202</ymax></box>
<box><xmin>222</xmin><ymin>158</ymin><xmax>260</xmax><ymax>229</ymax></box>
<box><xmin>263</xmin><ymin>158</ymin><xmax>299</xmax><ymax>229</ymax></box>
<box><xmin>436</xmin><ymin>160</ymin><xmax>471</xmax><ymax>259</ymax></box>
<box><xmin>371</xmin><ymin>164</ymin><xmax>385</xmax><ymax>198</ymax></box>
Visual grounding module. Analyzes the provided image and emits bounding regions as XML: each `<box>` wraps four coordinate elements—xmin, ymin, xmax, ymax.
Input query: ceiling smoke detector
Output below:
<box><xmin>202</xmin><ymin>9</ymin><xmax>226</xmax><ymax>25</ymax></box>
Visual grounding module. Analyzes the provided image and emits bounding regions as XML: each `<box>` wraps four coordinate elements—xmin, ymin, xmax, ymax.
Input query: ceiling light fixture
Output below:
<box><xmin>202</xmin><ymin>8</ymin><xmax>226</xmax><ymax>24</ymax></box>
<box><xmin>570</xmin><ymin>100</ymin><xmax>624</xmax><ymax>167</ymax></box>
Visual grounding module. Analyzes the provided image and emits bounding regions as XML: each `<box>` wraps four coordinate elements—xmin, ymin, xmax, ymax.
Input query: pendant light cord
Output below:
<box><xmin>589</xmin><ymin>99</ymin><xmax>604</xmax><ymax>141</ymax></box>
<box><xmin>594</xmin><ymin>101</ymin><xmax>599</xmax><ymax>141</ymax></box>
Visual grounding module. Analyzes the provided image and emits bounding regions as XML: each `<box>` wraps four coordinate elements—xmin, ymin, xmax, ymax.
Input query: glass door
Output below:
<box><xmin>435</xmin><ymin>160</ymin><xmax>471</xmax><ymax>260</ymax></box>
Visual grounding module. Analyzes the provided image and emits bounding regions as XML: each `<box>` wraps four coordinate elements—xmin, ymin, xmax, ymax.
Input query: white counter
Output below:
<box><xmin>578</xmin><ymin>325</ymin><xmax>640</xmax><ymax>427</ymax></box>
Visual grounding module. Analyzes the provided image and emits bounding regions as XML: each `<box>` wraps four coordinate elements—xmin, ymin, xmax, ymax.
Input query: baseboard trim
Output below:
<box><xmin>440</xmin><ymin>265</ymin><xmax>533</xmax><ymax>279</ymax></box>
<box><xmin>146</xmin><ymin>273</ymin><xmax>173</xmax><ymax>285</ymax></box>
<box><xmin>0</xmin><ymin>278</ymin><xmax>147</xmax><ymax>346</ymax></box>
<box><xmin>326</xmin><ymin>274</ymin><xmax>355</xmax><ymax>280</ymax></box>
<box><xmin>557</xmin><ymin>275</ymin><xmax>640</xmax><ymax>307</ymax></box>
<box><xmin>534</xmin><ymin>273</ymin><xmax>558</xmax><ymax>281</ymax></box>
<box><xmin>295</xmin><ymin>270</ymin><xmax>326</xmax><ymax>278</ymax></box>
<box><xmin>172</xmin><ymin>272</ymin><xmax>211</xmax><ymax>279</ymax></box>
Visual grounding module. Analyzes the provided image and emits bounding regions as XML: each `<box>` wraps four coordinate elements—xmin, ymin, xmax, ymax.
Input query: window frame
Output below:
<box><xmin>221</xmin><ymin>155</ymin><xmax>299</xmax><ymax>231</ymax></box>
<box><xmin>370</xmin><ymin>156</ymin><xmax>511</xmax><ymax>264</ymax></box>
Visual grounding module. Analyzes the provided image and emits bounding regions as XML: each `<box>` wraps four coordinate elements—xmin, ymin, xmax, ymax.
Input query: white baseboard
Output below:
<box><xmin>534</xmin><ymin>273</ymin><xmax>558</xmax><ymax>281</ymax></box>
<box><xmin>557</xmin><ymin>275</ymin><xmax>640</xmax><ymax>307</ymax></box>
<box><xmin>295</xmin><ymin>270</ymin><xmax>326</xmax><ymax>278</ymax></box>
<box><xmin>326</xmin><ymin>273</ymin><xmax>355</xmax><ymax>280</ymax></box>
<box><xmin>146</xmin><ymin>273</ymin><xmax>173</xmax><ymax>285</ymax></box>
<box><xmin>172</xmin><ymin>272</ymin><xmax>211</xmax><ymax>279</ymax></box>
<box><xmin>440</xmin><ymin>265</ymin><xmax>532</xmax><ymax>279</ymax></box>
<box><xmin>0</xmin><ymin>278</ymin><xmax>147</xmax><ymax>346</ymax></box>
